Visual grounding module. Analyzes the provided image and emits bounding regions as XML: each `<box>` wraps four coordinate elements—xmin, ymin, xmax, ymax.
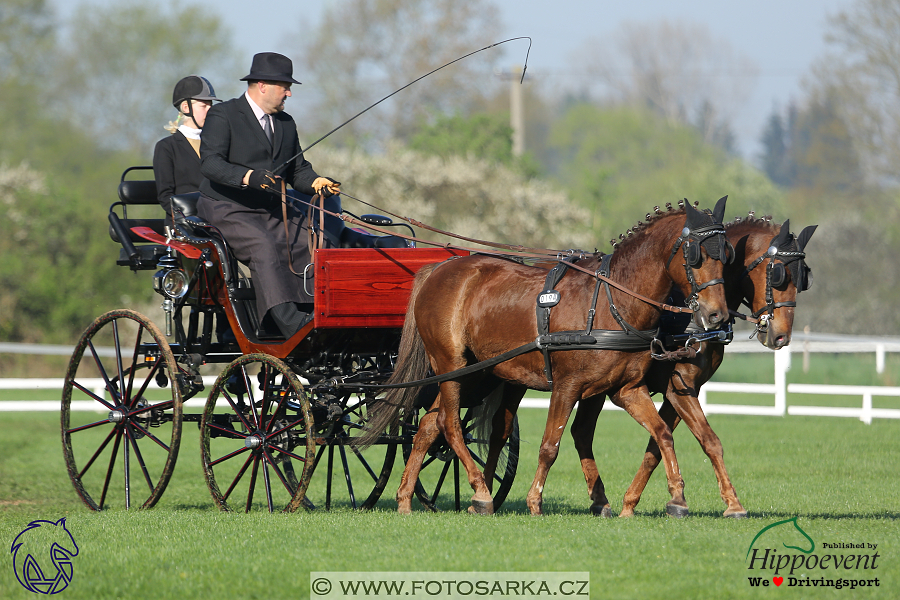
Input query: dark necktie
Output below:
<box><xmin>263</xmin><ymin>114</ymin><xmax>273</xmax><ymax>145</ymax></box>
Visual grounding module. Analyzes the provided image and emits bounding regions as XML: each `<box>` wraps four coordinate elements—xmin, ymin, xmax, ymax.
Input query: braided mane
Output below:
<box><xmin>725</xmin><ymin>211</ymin><xmax>779</xmax><ymax>229</ymax></box>
<box><xmin>608</xmin><ymin>199</ymin><xmax>695</xmax><ymax>252</ymax></box>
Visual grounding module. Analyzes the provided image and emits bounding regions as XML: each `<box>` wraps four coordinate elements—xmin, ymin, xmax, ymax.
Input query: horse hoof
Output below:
<box><xmin>666</xmin><ymin>504</ymin><xmax>689</xmax><ymax>518</ymax></box>
<box><xmin>724</xmin><ymin>510</ymin><xmax>748</xmax><ymax>519</ymax></box>
<box><xmin>590</xmin><ymin>504</ymin><xmax>615</xmax><ymax>518</ymax></box>
<box><xmin>470</xmin><ymin>499</ymin><xmax>494</xmax><ymax>515</ymax></box>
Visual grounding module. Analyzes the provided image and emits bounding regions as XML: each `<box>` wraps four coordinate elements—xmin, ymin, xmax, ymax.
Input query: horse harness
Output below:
<box><xmin>665</xmin><ymin>222</ymin><xmax>732</xmax><ymax>312</ymax></box>
<box><xmin>740</xmin><ymin>231</ymin><xmax>812</xmax><ymax>338</ymax></box>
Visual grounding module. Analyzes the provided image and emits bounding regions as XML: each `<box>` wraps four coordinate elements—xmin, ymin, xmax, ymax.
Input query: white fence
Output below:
<box><xmin>2</xmin><ymin>334</ymin><xmax>899</xmax><ymax>423</ymax></box>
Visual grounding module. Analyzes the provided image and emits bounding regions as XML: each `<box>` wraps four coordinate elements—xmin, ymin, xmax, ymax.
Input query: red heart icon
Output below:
<box><xmin>773</xmin><ymin>577</ymin><xmax>783</xmax><ymax>586</ymax></box>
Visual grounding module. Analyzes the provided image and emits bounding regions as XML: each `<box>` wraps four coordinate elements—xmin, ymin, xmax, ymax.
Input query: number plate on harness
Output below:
<box><xmin>538</xmin><ymin>290</ymin><xmax>561</xmax><ymax>308</ymax></box>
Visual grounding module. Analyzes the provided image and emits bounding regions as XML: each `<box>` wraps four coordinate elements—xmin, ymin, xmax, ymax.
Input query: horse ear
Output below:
<box><xmin>772</xmin><ymin>219</ymin><xmax>791</xmax><ymax>247</ymax></box>
<box><xmin>797</xmin><ymin>224</ymin><xmax>818</xmax><ymax>250</ymax></box>
<box><xmin>712</xmin><ymin>196</ymin><xmax>728</xmax><ymax>223</ymax></box>
<box><xmin>684</xmin><ymin>201</ymin><xmax>701</xmax><ymax>227</ymax></box>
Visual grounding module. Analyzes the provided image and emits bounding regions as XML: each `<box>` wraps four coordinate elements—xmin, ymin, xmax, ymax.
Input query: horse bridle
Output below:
<box><xmin>740</xmin><ymin>238</ymin><xmax>810</xmax><ymax>336</ymax></box>
<box><xmin>666</xmin><ymin>223</ymin><xmax>732</xmax><ymax>312</ymax></box>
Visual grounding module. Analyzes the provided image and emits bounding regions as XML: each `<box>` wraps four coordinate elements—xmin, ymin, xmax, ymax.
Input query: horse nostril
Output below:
<box><xmin>708</xmin><ymin>312</ymin><xmax>721</xmax><ymax>325</ymax></box>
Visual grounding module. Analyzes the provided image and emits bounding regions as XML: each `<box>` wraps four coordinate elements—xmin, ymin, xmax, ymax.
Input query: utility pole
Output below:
<box><xmin>496</xmin><ymin>65</ymin><xmax>527</xmax><ymax>157</ymax></box>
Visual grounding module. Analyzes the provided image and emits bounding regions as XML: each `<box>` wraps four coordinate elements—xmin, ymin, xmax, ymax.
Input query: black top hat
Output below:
<box><xmin>240</xmin><ymin>52</ymin><xmax>301</xmax><ymax>84</ymax></box>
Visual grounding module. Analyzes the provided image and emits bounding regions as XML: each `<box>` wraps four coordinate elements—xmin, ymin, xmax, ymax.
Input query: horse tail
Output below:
<box><xmin>356</xmin><ymin>263</ymin><xmax>438</xmax><ymax>448</ymax></box>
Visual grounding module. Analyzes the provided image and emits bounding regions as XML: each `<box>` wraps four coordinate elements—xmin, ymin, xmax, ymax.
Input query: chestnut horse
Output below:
<box><xmin>570</xmin><ymin>216</ymin><xmax>817</xmax><ymax>518</ymax></box>
<box><xmin>363</xmin><ymin>199</ymin><xmax>731</xmax><ymax>515</ymax></box>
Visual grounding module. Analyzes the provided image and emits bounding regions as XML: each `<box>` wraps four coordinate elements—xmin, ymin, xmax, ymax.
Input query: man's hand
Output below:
<box><xmin>312</xmin><ymin>177</ymin><xmax>341</xmax><ymax>196</ymax></box>
<box><xmin>248</xmin><ymin>170</ymin><xmax>280</xmax><ymax>192</ymax></box>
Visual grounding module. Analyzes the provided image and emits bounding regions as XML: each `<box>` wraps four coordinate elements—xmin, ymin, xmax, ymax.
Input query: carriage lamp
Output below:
<box><xmin>153</xmin><ymin>254</ymin><xmax>189</xmax><ymax>337</ymax></box>
<box><xmin>153</xmin><ymin>256</ymin><xmax>189</xmax><ymax>299</ymax></box>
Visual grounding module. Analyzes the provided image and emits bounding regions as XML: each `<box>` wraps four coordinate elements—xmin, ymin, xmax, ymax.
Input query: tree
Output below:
<box><xmin>53</xmin><ymin>2</ymin><xmax>242</xmax><ymax>153</ymax></box>
<box><xmin>0</xmin><ymin>163</ymin><xmax>152</xmax><ymax>346</ymax></box>
<box><xmin>297</xmin><ymin>0</ymin><xmax>503</xmax><ymax>145</ymax></box>
<box><xmin>310</xmin><ymin>144</ymin><xmax>593</xmax><ymax>251</ymax></box>
<box><xmin>408</xmin><ymin>112</ymin><xmax>539</xmax><ymax>177</ymax></box>
<box><xmin>573</xmin><ymin>19</ymin><xmax>757</xmax><ymax>150</ymax></box>
<box><xmin>0</xmin><ymin>0</ymin><xmax>55</xmax><ymax>85</ymax></box>
<box><xmin>548</xmin><ymin>102</ymin><xmax>784</xmax><ymax>247</ymax></box>
<box><xmin>759</xmin><ymin>107</ymin><xmax>792</xmax><ymax>187</ymax></box>
<box><xmin>809</xmin><ymin>0</ymin><xmax>900</xmax><ymax>184</ymax></box>
<box><xmin>790</xmin><ymin>92</ymin><xmax>863</xmax><ymax>191</ymax></box>
<box><xmin>757</xmin><ymin>96</ymin><xmax>863</xmax><ymax>192</ymax></box>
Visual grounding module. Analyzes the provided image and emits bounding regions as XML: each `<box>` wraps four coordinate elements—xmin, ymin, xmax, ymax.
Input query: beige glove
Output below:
<box><xmin>312</xmin><ymin>177</ymin><xmax>341</xmax><ymax>195</ymax></box>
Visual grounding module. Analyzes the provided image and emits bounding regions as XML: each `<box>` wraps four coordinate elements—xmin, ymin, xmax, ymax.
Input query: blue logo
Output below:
<box><xmin>10</xmin><ymin>518</ymin><xmax>79</xmax><ymax>594</ymax></box>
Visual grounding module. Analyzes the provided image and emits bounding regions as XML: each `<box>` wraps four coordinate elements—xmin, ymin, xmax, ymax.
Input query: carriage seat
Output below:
<box><xmin>109</xmin><ymin>173</ymin><xmax>168</xmax><ymax>243</ymax></box>
<box><xmin>170</xmin><ymin>192</ymin><xmax>202</xmax><ymax>225</ymax></box>
<box><xmin>109</xmin><ymin>167</ymin><xmax>168</xmax><ymax>269</ymax></box>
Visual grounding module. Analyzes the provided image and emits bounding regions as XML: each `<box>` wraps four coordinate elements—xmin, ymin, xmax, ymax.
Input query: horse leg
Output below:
<box><xmin>620</xmin><ymin>399</ymin><xmax>680</xmax><ymax>517</ymax></box>
<box><xmin>435</xmin><ymin>379</ymin><xmax>493</xmax><ymax>514</ymax></box>
<box><xmin>570</xmin><ymin>396</ymin><xmax>614</xmax><ymax>517</ymax></box>
<box><xmin>615</xmin><ymin>386</ymin><xmax>688</xmax><ymax>517</ymax></box>
<box><xmin>396</xmin><ymin>397</ymin><xmax>440</xmax><ymax>514</ymax></box>
<box><xmin>481</xmin><ymin>384</ymin><xmax>525</xmax><ymax>495</ymax></box>
<box><xmin>662</xmin><ymin>374</ymin><xmax>746</xmax><ymax>518</ymax></box>
<box><xmin>525</xmin><ymin>385</ymin><xmax>578</xmax><ymax>516</ymax></box>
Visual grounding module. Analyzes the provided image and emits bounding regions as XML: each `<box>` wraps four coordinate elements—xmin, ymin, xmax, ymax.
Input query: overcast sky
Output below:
<box><xmin>54</xmin><ymin>0</ymin><xmax>854</xmax><ymax>159</ymax></box>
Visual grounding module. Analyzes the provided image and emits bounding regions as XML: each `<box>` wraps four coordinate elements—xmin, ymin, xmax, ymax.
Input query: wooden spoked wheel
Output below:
<box><xmin>200</xmin><ymin>354</ymin><xmax>316</xmax><ymax>513</ymax></box>
<box><xmin>403</xmin><ymin>407</ymin><xmax>519</xmax><ymax>512</ymax></box>
<box><xmin>302</xmin><ymin>395</ymin><xmax>396</xmax><ymax>511</ymax></box>
<box><xmin>61</xmin><ymin>309</ymin><xmax>183</xmax><ymax>510</ymax></box>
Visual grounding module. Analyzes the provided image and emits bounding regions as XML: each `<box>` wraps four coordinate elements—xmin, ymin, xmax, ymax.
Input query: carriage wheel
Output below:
<box><xmin>403</xmin><ymin>407</ymin><xmax>519</xmax><ymax>512</ymax></box>
<box><xmin>200</xmin><ymin>354</ymin><xmax>316</xmax><ymax>513</ymax></box>
<box><xmin>62</xmin><ymin>309</ymin><xmax>183</xmax><ymax>510</ymax></box>
<box><xmin>302</xmin><ymin>396</ymin><xmax>396</xmax><ymax>511</ymax></box>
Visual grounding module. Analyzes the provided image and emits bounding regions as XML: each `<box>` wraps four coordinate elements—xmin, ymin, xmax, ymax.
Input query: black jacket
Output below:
<box><xmin>199</xmin><ymin>94</ymin><xmax>318</xmax><ymax>208</ymax></box>
<box><xmin>153</xmin><ymin>131</ymin><xmax>202</xmax><ymax>216</ymax></box>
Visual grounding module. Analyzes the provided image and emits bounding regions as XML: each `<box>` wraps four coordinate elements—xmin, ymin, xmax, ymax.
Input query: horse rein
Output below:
<box><xmin>280</xmin><ymin>191</ymin><xmax>705</xmax><ymax>315</ymax></box>
<box><xmin>339</xmin><ymin>190</ymin><xmax>576</xmax><ymax>257</ymax></box>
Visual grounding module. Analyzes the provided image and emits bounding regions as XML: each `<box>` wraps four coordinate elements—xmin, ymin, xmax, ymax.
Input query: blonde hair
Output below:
<box><xmin>164</xmin><ymin>112</ymin><xmax>186</xmax><ymax>134</ymax></box>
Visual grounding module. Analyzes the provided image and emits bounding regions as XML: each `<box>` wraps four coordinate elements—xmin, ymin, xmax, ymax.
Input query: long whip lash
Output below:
<box><xmin>273</xmin><ymin>37</ymin><xmax>532</xmax><ymax>175</ymax></box>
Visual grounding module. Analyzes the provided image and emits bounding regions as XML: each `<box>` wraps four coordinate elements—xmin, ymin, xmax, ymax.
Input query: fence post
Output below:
<box><xmin>774</xmin><ymin>345</ymin><xmax>791</xmax><ymax>416</ymax></box>
<box><xmin>876</xmin><ymin>344</ymin><xmax>885</xmax><ymax>375</ymax></box>
<box><xmin>861</xmin><ymin>392</ymin><xmax>873</xmax><ymax>425</ymax></box>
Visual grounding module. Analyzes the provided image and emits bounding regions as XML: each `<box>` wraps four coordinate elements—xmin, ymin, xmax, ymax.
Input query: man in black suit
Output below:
<box><xmin>198</xmin><ymin>52</ymin><xmax>340</xmax><ymax>338</ymax></box>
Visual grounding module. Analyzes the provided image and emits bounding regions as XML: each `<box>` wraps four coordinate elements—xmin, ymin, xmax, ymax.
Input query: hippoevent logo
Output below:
<box><xmin>10</xmin><ymin>518</ymin><xmax>79</xmax><ymax>594</ymax></box>
<box><xmin>745</xmin><ymin>517</ymin><xmax>881</xmax><ymax>590</ymax></box>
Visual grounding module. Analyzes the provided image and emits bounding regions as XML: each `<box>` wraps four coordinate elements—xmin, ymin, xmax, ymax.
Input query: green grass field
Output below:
<box><xmin>1</xmin><ymin>396</ymin><xmax>898</xmax><ymax>599</ymax></box>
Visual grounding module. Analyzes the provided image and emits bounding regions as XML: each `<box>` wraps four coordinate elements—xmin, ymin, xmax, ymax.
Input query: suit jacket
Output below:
<box><xmin>199</xmin><ymin>94</ymin><xmax>318</xmax><ymax>209</ymax></box>
<box><xmin>153</xmin><ymin>131</ymin><xmax>201</xmax><ymax>216</ymax></box>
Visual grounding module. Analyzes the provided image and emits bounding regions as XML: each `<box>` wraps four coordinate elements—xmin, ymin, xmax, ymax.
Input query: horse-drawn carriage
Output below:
<box><xmin>61</xmin><ymin>166</ymin><xmax>518</xmax><ymax>513</ymax></box>
<box><xmin>61</xmin><ymin>166</ymin><xmax>815</xmax><ymax>518</ymax></box>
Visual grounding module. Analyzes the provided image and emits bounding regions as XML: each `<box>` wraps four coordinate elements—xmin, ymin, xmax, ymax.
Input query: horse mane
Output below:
<box><xmin>608</xmin><ymin>199</ymin><xmax>693</xmax><ymax>252</ymax></box>
<box><xmin>725</xmin><ymin>211</ymin><xmax>780</xmax><ymax>231</ymax></box>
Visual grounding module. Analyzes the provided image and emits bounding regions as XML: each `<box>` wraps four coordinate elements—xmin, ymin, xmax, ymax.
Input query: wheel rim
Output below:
<box><xmin>61</xmin><ymin>309</ymin><xmax>183</xmax><ymax>510</ymax></box>
<box><xmin>403</xmin><ymin>408</ymin><xmax>518</xmax><ymax>512</ymax></box>
<box><xmin>200</xmin><ymin>354</ymin><xmax>315</xmax><ymax>513</ymax></box>
<box><xmin>302</xmin><ymin>394</ymin><xmax>396</xmax><ymax>511</ymax></box>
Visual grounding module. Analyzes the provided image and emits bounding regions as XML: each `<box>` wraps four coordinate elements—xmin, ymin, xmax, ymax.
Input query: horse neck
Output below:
<box><xmin>605</xmin><ymin>212</ymin><xmax>685</xmax><ymax>327</ymax></box>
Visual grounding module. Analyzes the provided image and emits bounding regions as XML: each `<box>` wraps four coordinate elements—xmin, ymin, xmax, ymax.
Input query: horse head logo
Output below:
<box><xmin>10</xmin><ymin>518</ymin><xmax>79</xmax><ymax>594</ymax></box>
<box><xmin>746</xmin><ymin>516</ymin><xmax>815</xmax><ymax>560</ymax></box>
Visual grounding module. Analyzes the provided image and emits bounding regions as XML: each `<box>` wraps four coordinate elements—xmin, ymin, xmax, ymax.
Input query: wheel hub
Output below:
<box><xmin>108</xmin><ymin>408</ymin><xmax>128</xmax><ymax>423</ymax></box>
<box><xmin>245</xmin><ymin>433</ymin><xmax>264</xmax><ymax>449</ymax></box>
